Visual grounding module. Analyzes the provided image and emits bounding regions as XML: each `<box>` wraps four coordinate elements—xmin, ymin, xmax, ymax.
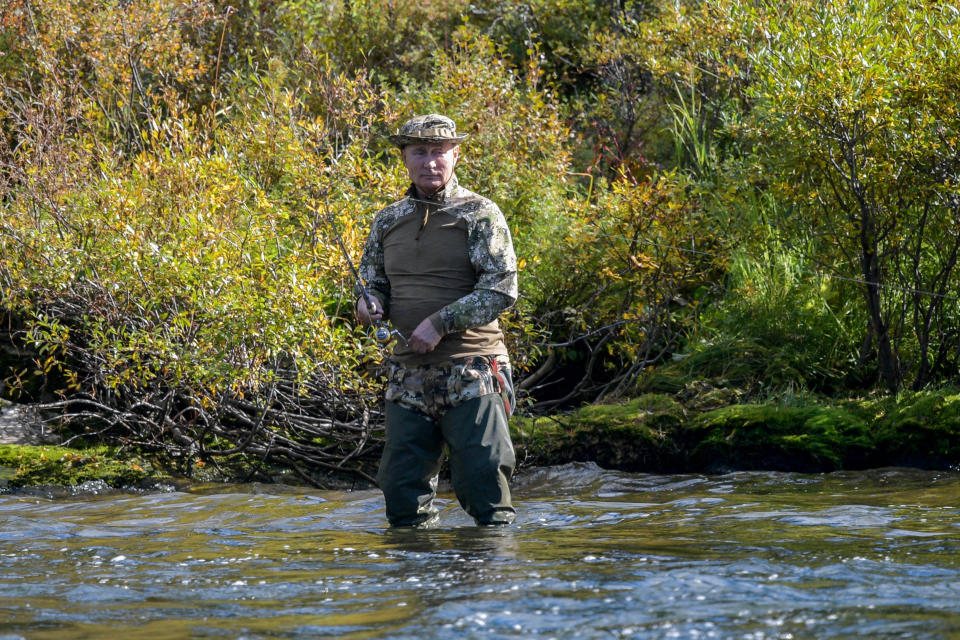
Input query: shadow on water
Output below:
<box><xmin>2</xmin><ymin>463</ymin><xmax>960</xmax><ymax>638</ymax></box>
<box><xmin>381</xmin><ymin>525</ymin><xmax>521</xmax><ymax>557</ymax></box>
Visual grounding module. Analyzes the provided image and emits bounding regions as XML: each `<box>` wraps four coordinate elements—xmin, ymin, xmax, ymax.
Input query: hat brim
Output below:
<box><xmin>388</xmin><ymin>133</ymin><xmax>468</xmax><ymax>148</ymax></box>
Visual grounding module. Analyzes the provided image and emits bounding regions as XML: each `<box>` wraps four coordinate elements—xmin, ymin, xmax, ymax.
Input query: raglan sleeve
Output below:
<box><xmin>427</xmin><ymin>201</ymin><xmax>518</xmax><ymax>335</ymax></box>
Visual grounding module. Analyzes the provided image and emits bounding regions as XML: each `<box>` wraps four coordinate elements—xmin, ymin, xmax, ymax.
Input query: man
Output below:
<box><xmin>355</xmin><ymin>113</ymin><xmax>518</xmax><ymax>527</ymax></box>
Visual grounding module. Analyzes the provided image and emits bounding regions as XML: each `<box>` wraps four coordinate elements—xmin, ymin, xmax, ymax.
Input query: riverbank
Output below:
<box><xmin>0</xmin><ymin>400</ymin><xmax>168</xmax><ymax>490</ymax></box>
<box><xmin>2</xmin><ymin>389</ymin><xmax>959</xmax><ymax>490</ymax></box>
<box><xmin>514</xmin><ymin>388</ymin><xmax>960</xmax><ymax>473</ymax></box>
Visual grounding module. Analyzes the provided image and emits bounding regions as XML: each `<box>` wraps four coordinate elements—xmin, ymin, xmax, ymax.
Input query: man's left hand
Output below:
<box><xmin>408</xmin><ymin>318</ymin><xmax>442</xmax><ymax>354</ymax></box>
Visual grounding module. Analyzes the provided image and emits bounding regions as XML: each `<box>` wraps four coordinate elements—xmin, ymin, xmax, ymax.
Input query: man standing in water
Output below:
<box><xmin>355</xmin><ymin>113</ymin><xmax>518</xmax><ymax>527</ymax></box>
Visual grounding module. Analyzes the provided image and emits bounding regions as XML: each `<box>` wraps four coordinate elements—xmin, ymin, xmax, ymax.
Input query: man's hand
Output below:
<box><xmin>355</xmin><ymin>296</ymin><xmax>383</xmax><ymax>327</ymax></box>
<box><xmin>408</xmin><ymin>317</ymin><xmax>442</xmax><ymax>354</ymax></box>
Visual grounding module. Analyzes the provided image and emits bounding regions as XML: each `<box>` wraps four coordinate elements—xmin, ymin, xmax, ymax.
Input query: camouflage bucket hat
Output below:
<box><xmin>388</xmin><ymin>114</ymin><xmax>468</xmax><ymax>148</ymax></box>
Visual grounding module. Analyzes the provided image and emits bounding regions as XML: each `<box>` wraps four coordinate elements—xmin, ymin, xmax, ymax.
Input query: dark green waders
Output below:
<box><xmin>377</xmin><ymin>394</ymin><xmax>516</xmax><ymax>527</ymax></box>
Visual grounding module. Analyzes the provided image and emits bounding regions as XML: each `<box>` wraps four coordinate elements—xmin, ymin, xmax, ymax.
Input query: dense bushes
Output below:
<box><xmin>2</xmin><ymin>0</ymin><xmax>958</xmax><ymax>480</ymax></box>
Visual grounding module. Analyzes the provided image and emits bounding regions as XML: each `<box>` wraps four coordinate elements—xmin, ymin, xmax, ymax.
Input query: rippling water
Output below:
<box><xmin>2</xmin><ymin>464</ymin><xmax>959</xmax><ymax>639</ymax></box>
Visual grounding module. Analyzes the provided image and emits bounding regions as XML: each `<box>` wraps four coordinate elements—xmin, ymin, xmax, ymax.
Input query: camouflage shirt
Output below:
<box><xmin>358</xmin><ymin>174</ymin><xmax>518</xmax><ymax>363</ymax></box>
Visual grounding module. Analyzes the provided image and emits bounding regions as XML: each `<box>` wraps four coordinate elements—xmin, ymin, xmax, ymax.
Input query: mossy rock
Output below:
<box><xmin>870</xmin><ymin>391</ymin><xmax>960</xmax><ymax>468</ymax></box>
<box><xmin>0</xmin><ymin>444</ymin><xmax>161</xmax><ymax>489</ymax></box>
<box><xmin>512</xmin><ymin>394</ymin><xmax>688</xmax><ymax>471</ymax></box>
<box><xmin>689</xmin><ymin>402</ymin><xmax>873</xmax><ymax>472</ymax></box>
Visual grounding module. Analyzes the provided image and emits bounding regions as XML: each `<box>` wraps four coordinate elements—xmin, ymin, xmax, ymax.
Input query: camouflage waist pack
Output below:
<box><xmin>385</xmin><ymin>355</ymin><xmax>514</xmax><ymax>421</ymax></box>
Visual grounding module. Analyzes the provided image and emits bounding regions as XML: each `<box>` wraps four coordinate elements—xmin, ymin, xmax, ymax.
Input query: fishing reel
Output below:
<box><xmin>374</xmin><ymin>326</ymin><xmax>392</xmax><ymax>344</ymax></box>
<box><xmin>374</xmin><ymin>325</ymin><xmax>408</xmax><ymax>347</ymax></box>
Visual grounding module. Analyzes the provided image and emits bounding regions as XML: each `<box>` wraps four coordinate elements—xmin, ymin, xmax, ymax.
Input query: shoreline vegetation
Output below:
<box><xmin>3</xmin><ymin>387</ymin><xmax>958</xmax><ymax>490</ymax></box>
<box><xmin>3</xmin><ymin>0</ymin><xmax>960</xmax><ymax>489</ymax></box>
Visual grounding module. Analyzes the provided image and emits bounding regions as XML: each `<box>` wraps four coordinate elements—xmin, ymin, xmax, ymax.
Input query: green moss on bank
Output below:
<box><xmin>512</xmin><ymin>388</ymin><xmax>960</xmax><ymax>473</ymax></box>
<box><xmin>512</xmin><ymin>394</ymin><xmax>689</xmax><ymax>471</ymax></box>
<box><xmin>5</xmin><ymin>389</ymin><xmax>960</xmax><ymax>489</ymax></box>
<box><xmin>868</xmin><ymin>392</ymin><xmax>960</xmax><ymax>468</ymax></box>
<box><xmin>688</xmin><ymin>403</ymin><xmax>873</xmax><ymax>471</ymax></box>
<box><xmin>0</xmin><ymin>445</ymin><xmax>163</xmax><ymax>489</ymax></box>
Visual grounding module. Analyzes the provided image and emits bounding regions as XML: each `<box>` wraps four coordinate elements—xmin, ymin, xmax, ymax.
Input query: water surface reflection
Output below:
<box><xmin>2</xmin><ymin>464</ymin><xmax>959</xmax><ymax>638</ymax></box>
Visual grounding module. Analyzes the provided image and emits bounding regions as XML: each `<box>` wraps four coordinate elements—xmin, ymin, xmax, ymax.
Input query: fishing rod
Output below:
<box><xmin>320</xmin><ymin>191</ymin><xmax>408</xmax><ymax>348</ymax></box>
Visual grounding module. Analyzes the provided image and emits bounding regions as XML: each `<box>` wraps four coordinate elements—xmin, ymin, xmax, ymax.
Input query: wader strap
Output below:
<box><xmin>488</xmin><ymin>356</ymin><xmax>513</xmax><ymax>417</ymax></box>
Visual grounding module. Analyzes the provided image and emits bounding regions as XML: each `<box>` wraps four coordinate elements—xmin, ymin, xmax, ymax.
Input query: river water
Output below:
<box><xmin>2</xmin><ymin>463</ymin><xmax>959</xmax><ymax>639</ymax></box>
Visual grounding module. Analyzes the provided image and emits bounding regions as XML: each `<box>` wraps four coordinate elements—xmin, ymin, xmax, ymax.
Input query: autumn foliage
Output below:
<box><xmin>2</xmin><ymin>0</ymin><xmax>958</xmax><ymax>482</ymax></box>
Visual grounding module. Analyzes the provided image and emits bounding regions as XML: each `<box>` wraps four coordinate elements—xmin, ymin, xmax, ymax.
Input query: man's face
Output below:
<box><xmin>402</xmin><ymin>142</ymin><xmax>459</xmax><ymax>196</ymax></box>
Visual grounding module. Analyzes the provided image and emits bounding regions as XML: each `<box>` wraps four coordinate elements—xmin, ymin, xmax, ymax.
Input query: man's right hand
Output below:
<box><xmin>355</xmin><ymin>296</ymin><xmax>384</xmax><ymax>326</ymax></box>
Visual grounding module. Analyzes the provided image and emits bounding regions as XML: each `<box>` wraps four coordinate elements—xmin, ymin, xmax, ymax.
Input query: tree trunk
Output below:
<box><xmin>859</xmin><ymin>224</ymin><xmax>900</xmax><ymax>393</ymax></box>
